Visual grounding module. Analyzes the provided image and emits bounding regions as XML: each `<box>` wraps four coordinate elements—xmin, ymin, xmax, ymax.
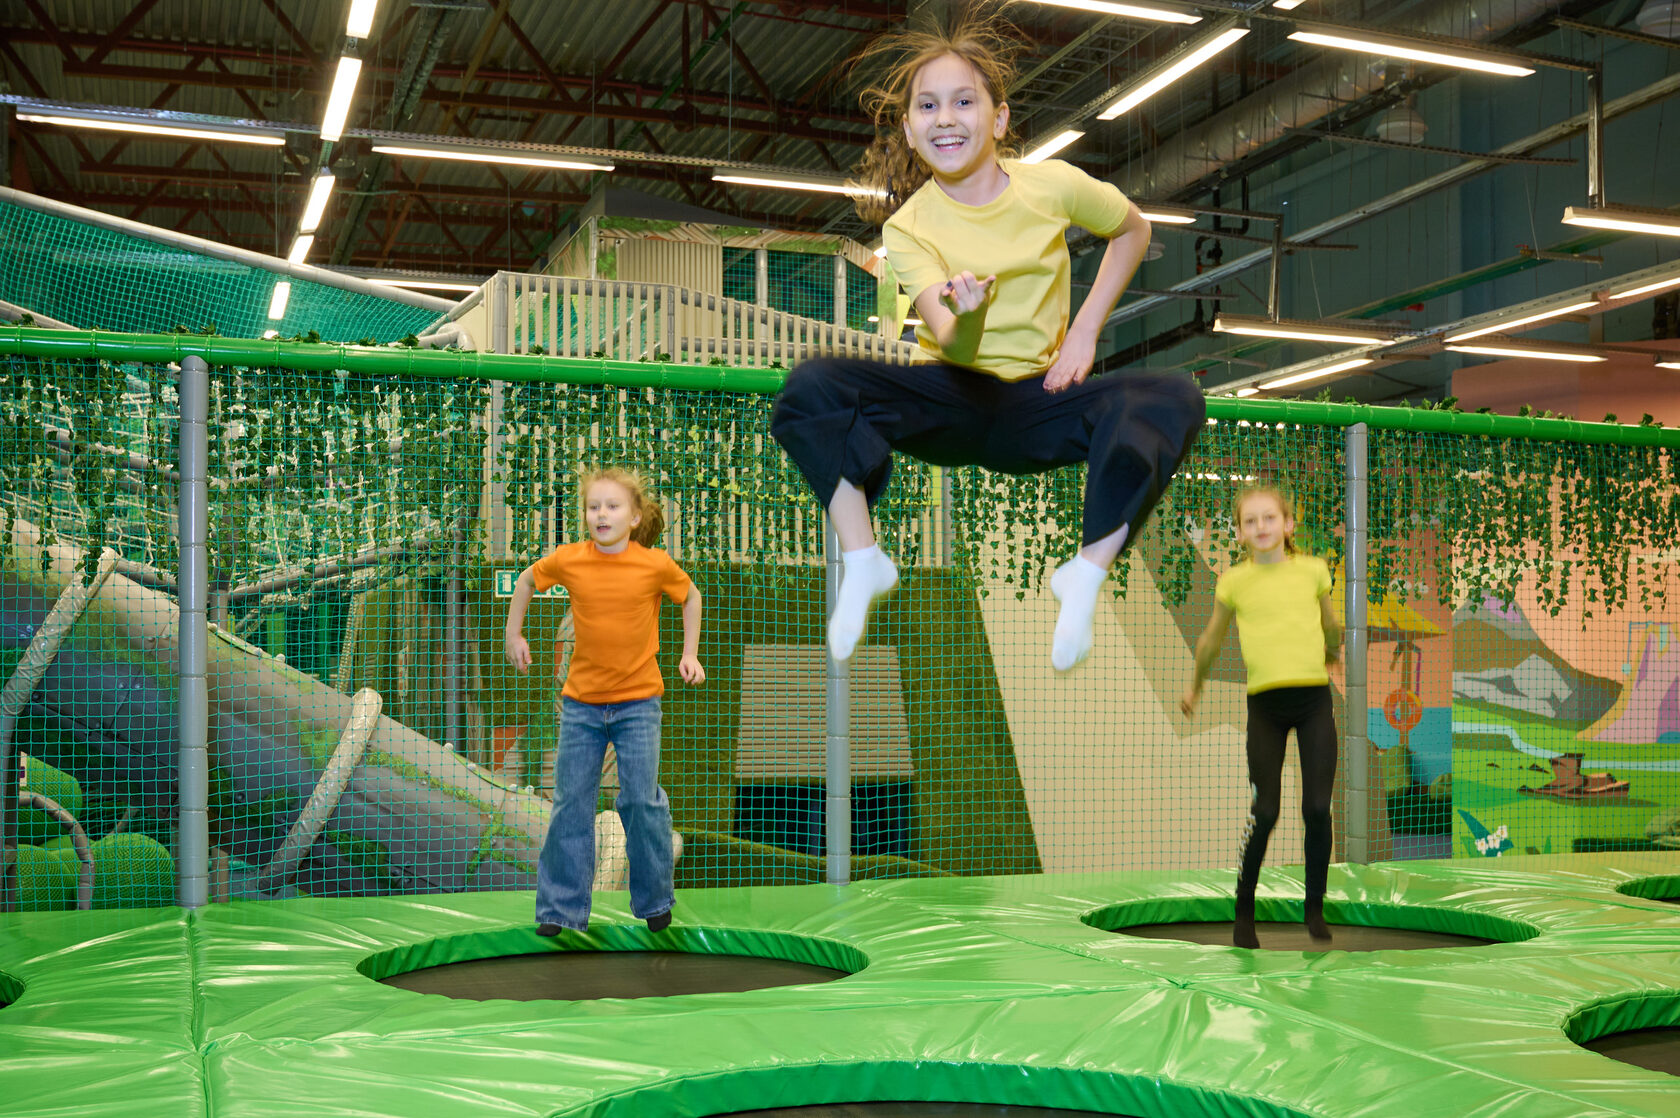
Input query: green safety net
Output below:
<box><xmin>721</xmin><ymin>246</ymin><xmax>878</xmax><ymax>333</ymax></box>
<box><xmin>3</xmin><ymin>854</ymin><xmax>1680</xmax><ymax>1116</ymax></box>
<box><xmin>0</xmin><ymin>328</ymin><xmax>1677</xmax><ymax>912</ymax></box>
<box><xmin>0</xmin><ymin>199</ymin><xmax>444</xmax><ymax>342</ymax></box>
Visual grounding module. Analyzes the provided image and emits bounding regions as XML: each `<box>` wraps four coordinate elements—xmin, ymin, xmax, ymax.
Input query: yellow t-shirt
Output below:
<box><xmin>1214</xmin><ymin>555</ymin><xmax>1334</xmax><ymax>695</ymax></box>
<box><xmin>883</xmin><ymin>158</ymin><xmax>1131</xmax><ymax>382</ymax></box>
<box><xmin>528</xmin><ymin>540</ymin><xmax>692</xmax><ymax>704</ymax></box>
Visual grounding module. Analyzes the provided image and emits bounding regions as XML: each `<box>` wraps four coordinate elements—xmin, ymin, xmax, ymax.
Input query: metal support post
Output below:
<box><xmin>1342</xmin><ymin>422</ymin><xmax>1370</xmax><ymax>864</ymax></box>
<box><xmin>177</xmin><ymin>356</ymin><xmax>211</xmax><ymax>908</ymax></box>
<box><xmin>824</xmin><ymin>516</ymin><xmax>852</xmax><ymax>885</ymax></box>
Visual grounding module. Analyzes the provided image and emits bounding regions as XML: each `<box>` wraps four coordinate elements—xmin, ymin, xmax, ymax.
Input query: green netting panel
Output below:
<box><xmin>2</xmin><ymin>331</ymin><xmax>1677</xmax><ymax>911</ymax></box>
<box><xmin>0</xmin><ymin>200</ymin><xmax>442</xmax><ymax>342</ymax></box>
<box><xmin>846</xmin><ymin>258</ymin><xmax>877</xmax><ymax>334</ymax></box>
<box><xmin>721</xmin><ymin>248</ymin><xmax>755</xmax><ymax>306</ymax></box>
<box><xmin>765</xmin><ymin>248</ymin><xmax>834</xmax><ymax>324</ymax></box>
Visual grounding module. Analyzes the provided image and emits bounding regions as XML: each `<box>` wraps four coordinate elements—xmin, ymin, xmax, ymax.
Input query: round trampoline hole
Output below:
<box><xmin>1083</xmin><ymin>897</ymin><xmax>1536</xmax><ymax>952</ymax></box>
<box><xmin>1580</xmin><ymin>1027</ymin><xmax>1680</xmax><ymax>1077</ymax></box>
<box><xmin>367</xmin><ymin>927</ymin><xmax>862</xmax><ymax>1002</ymax></box>
<box><xmin>713</xmin><ymin>1106</ymin><xmax>1136</xmax><ymax>1117</ymax></box>
<box><xmin>1614</xmin><ymin>875</ymin><xmax>1680</xmax><ymax>905</ymax></box>
<box><xmin>0</xmin><ymin>970</ymin><xmax>20</xmax><ymax>1010</ymax></box>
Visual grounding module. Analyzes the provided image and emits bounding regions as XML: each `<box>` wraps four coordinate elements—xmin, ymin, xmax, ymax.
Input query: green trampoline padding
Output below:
<box><xmin>2</xmin><ymin>854</ymin><xmax>1680</xmax><ymax>1118</ymax></box>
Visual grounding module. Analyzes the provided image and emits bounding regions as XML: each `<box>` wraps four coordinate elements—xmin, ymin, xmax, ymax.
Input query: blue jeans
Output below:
<box><xmin>535</xmin><ymin>696</ymin><xmax>674</xmax><ymax>929</ymax></box>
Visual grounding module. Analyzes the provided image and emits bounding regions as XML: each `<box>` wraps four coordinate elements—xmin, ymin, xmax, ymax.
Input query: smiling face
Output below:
<box><xmin>584</xmin><ymin>478</ymin><xmax>640</xmax><ymax>552</ymax></box>
<box><xmin>1236</xmin><ymin>493</ymin><xmax>1294</xmax><ymax>562</ymax></box>
<box><xmin>901</xmin><ymin>52</ymin><xmax>1008</xmax><ymax>185</ymax></box>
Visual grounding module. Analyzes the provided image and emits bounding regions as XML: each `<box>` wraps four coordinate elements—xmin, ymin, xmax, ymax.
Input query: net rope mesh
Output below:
<box><xmin>1</xmin><ymin>346</ymin><xmax>1676</xmax><ymax>909</ymax></box>
<box><xmin>0</xmin><ymin>200</ymin><xmax>443</xmax><ymax>342</ymax></box>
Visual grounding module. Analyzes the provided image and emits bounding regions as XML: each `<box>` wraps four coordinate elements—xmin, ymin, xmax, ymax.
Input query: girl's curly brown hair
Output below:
<box><xmin>848</xmin><ymin>5</ymin><xmax>1023</xmax><ymax>225</ymax></box>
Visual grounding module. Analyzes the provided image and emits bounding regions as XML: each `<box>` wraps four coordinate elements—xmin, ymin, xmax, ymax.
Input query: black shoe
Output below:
<box><xmin>535</xmin><ymin>922</ymin><xmax>564</xmax><ymax>937</ymax></box>
<box><xmin>1304</xmin><ymin>898</ymin><xmax>1332</xmax><ymax>942</ymax></box>
<box><xmin>646</xmin><ymin>910</ymin><xmax>672</xmax><ymax>933</ymax></box>
<box><xmin>1233</xmin><ymin>894</ymin><xmax>1259</xmax><ymax>949</ymax></box>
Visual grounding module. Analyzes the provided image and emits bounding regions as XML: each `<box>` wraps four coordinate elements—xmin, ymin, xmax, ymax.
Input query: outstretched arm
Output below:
<box><xmin>678</xmin><ymin>585</ymin><xmax>705</xmax><ymax>685</ymax></box>
<box><xmin>912</xmin><ymin>271</ymin><xmax>996</xmax><ymax>368</ymax></box>
<box><xmin>1180</xmin><ymin>601</ymin><xmax>1234</xmax><ymax>715</ymax></box>
<box><xmin>1045</xmin><ymin>205</ymin><xmax>1152</xmax><ymax>393</ymax></box>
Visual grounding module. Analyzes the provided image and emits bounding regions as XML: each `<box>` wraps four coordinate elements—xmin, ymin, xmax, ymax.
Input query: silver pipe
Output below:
<box><xmin>1106</xmin><ymin>69</ymin><xmax>1680</xmax><ymax>329</ymax></box>
<box><xmin>824</xmin><ymin>517</ymin><xmax>852</xmax><ymax>886</ymax></box>
<box><xmin>444</xmin><ymin>512</ymin><xmax>467</xmax><ymax>755</ymax></box>
<box><xmin>177</xmin><ymin>355</ymin><xmax>210</xmax><ymax>908</ymax></box>
<box><xmin>1342</xmin><ymin>423</ymin><xmax>1370</xmax><ymax>865</ymax></box>
<box><xmin>0</xmin><ymin>186</ymin><xmax>454</xmax><ymax>313</ymax></box>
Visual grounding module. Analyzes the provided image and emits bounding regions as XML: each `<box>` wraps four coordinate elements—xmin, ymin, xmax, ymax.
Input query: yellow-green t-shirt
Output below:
<box><xmin>882</xmin><ymin>158</ymin><xmax>1131</xmax><ymax>382</ymax></box>
<box><xmin>1214</xmin><ymin>555</ymin><xmax>1333</xmax><ymax>695</ymax></box>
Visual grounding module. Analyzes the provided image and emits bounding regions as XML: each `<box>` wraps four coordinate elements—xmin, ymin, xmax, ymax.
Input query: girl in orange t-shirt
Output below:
<box><xmin>504</xmin><ymin>467</ymin><xmax>704</xmax><ymax>934</ymax></box>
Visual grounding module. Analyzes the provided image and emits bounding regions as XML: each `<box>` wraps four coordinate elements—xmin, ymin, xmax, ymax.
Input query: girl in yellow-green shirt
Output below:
<box><xmin>769</xmin><ymin>11</ymin><xmax>1204</xmax><ymax>674</ymax></box>
<box><xmin>1182</xmin><ymin>487</ymin><xmax>1343</xmax><ymax>949</ymax></box>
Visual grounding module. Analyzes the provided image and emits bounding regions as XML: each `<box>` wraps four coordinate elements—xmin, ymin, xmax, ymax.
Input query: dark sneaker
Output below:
<box><xmin>646</xmin><ymin>910</ymin><xmax>672</xmax><ymax>933</ymax></box>
<box><xmin>535</xmin><ymin>922</ymin><xmax>564</xmax><ymax>937</ymax></box>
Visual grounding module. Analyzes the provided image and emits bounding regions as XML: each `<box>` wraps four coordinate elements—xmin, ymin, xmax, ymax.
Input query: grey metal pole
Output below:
<box><xmin>833</xmin><ymin>255</ymin><xmax>847</xmax><ymax>329</ymax></box>
<box><xmin>1267</xmin><ymin>220</ymin><xmax>1284</xmax><ymax>321</ymax></box>
<box><xmin>445</xmin><ymin>511</ymin><xmax>467</xmax><ymax>755</ymax></box>
<box><xmin>1587</xmin><ymin>68</ymin><xmax>1605</xmax><ymax>208</ymax></box>
<box><xmin>938</xmin><ymin>468</ymin><xmax>954</xmax><ymax>568</ymax></box>
<box><xmin>754</xmin><ymin>248</ymin><xmax>768</xmax><ymax>309</ymax></box>
<box><xmin>1342</xmin><ymin>422</ymin><xmax>1370</xmax><ymax>865</ymax></box>
<box><xmin>824</xmin><ymin>516</ymin><xmax>852</xmax><ymax>886</ymax></box>
<box><xmin>178</xmin><ymin>355</ymin><xmax>211</xmax><ymax>908</ymax></box>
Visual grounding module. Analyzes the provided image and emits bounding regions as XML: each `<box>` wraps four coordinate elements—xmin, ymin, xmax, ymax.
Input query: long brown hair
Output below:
<box><xmin>1232</xmin><ymin>486</ymin><xmax>1300</xmax><ymax>556</ymax></box>
<box><xmin>849</xmin><ymin>5</ymin><xmax>1022</xmax><ymax>224</ymax></box>
<box><xmin>578</xmin><ymin>466</ymin><xmax>665</xmax><ymax>547</ymax></box>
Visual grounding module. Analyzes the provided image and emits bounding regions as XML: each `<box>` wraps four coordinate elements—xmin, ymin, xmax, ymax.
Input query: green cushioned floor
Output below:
<box><xmin>2</xmin><ymin>854</ymin><xmax>1679</xmax><ymax>1117</ymax></box>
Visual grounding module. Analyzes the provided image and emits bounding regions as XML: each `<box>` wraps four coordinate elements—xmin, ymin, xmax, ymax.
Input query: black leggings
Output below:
<box><xmin>1237</xmin><ymin>685</ymin><xmax>1338</xmax><ymax>901</ymax></box>
<box><xmin>768</xmin><ymin>357</ymin><xmax>1205</xmax><ymax>546</ymax></box>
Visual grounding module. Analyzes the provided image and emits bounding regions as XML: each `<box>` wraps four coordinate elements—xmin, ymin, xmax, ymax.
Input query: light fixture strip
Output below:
<box><xmin>1445</xmin><ymin>342</ymin><xmax>1606</xmax><ymax>362</ymax></box>
<box><xmin>16</xmin><ymin>111</ymin><xmax>285</xmax><ymax>146</ymax></box>
<box><xmin>287</xmin><ymin>235</ymin><xmax>314</xmax><ymax>264</ymax></box>
<box><xmin>1561</xmin><ymin>205</ymin><xmax>1680</xmax><ymax>238</ymax></box>
<box><xmin>1258</xmin><ymin>356</ymin><xmax>1375</xmax><ymax>390</ymax></box>
<box><xmin>320</xmin><ymin>56</ymin><xmax>364</xmax><ymax>143</ymax></box>
<box><xmin>1610</xmin><ymin>274</ymin><xmax>1680</xmax><ymax>300</ymax></box>
<box><xmin>711</xmin><ymin>171</ymin><xmax>883</xmax><ymax>197</ymax></box>
<box><xmin>1134</xmin><ymin>207</ymin><xmax>1197</xmax><ymax>225</ymax></box>
<box><xmin>1213</xmin><ymin>315</ymin><xmax>1394</xmax><ymax>345</ymax></box>
<box><xmin>299</xmin><ymin>173</ymin><xmax>335</xmax><ymax>234</ymax></box>
<box><xmin>1097</xmin><ymin>26</ymin><xmax>1250</xmax><ymax>120</ymax></box>
<box><xmin>370</xmin><ymin>143</ymin><xmax>613</xmax><ymax>171</ymax></box>
<box><xmin>366</xmin><ymin>278</ymin><xmax>481</xmax><ymax>292</ymax></box>
<box><xmin>346</xmin><ymin>0</ymin><xmax>380</xmax><ymax>38</ymax></box>
<box><xmin>266</xmin><ymin>281</ymin><xmax>291</xmax><ymax>321</ymax></box>
<box><xmin>1287</xmin><ymin>29</ymin><xmax>1536</xmax><ymax>78</ymax></box>
<box><xmin>1444</xmin><ymin>299</ymin><xmax>1600</xmax><ymax>343</ymax></box>
<box><xmin>1021</xmin><ymin>129</ymin><xmax>1086</xmax><ymax>164</ymax></box>
<box><xmin>1021</xmin><ymin>1</ymin><xmax>1201</xmax><ymax>25</ymax></box>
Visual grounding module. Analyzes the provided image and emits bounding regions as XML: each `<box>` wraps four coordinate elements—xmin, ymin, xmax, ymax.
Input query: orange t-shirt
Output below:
<box><xmin>527</xmin><ymin>540</ymin><xmax>693</xmax><ymax>704</ymax></box>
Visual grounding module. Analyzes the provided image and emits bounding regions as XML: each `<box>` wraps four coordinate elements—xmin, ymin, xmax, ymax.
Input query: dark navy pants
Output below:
<box><xmin>768</xmin><ymin>357</ymin><xmax>1206</xmax><ymax>546</ymax></box>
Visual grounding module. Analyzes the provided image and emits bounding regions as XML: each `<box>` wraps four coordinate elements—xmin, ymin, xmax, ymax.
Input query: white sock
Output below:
<box><xmin>1050</xmin><ymin>555</ymin><xmax>1108</xmax><ymax>672</ymax></box>
<box><xmin>829</xmin><ymin>545</ymin><xmax>898</xmax><ymax>662</ymax></box>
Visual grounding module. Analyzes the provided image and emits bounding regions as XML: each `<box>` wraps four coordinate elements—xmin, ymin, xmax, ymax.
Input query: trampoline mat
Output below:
<box><xmin>726</xmin><ymin>1106</ymin><xmax>1134</xmax><ymax>1117</ymax></box>
<box><xmin>1582</xmin><ymin>1027</ymin><xmax>1680</xmax><ymax>1077</ymax></box>
<box><xmin>1119</xmin><ymin>922</ymin><xmax>1496</xmax><ymax>951</ymax></box>
<box><xmin>380</xmin><ymin>950</ymin><xmax>850</xmax><ymax>1001</ymax></box>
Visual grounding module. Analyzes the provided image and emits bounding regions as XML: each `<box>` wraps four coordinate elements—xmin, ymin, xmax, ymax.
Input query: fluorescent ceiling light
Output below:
<box><xmin>1235</xmin><ymin>386</ymin><xmax>1260</xmax><ymax>396</ymax></box>
<box><xmin>346</xmin><ymin>0</ymin><xmax>380</xmax><ymax>38</ymax></box>
<box><xmin>711</xmin><ymin>170</ymin><xmax>884</xmax><ymax>197</ymax></box>
<box><xmin>372</xmin><ymin>141</ymin><xmax>614</xmax><ymax>172</ymax></box>
<box><xmin>1135</xmin><ymin>206</ymin><xmax>1196</xmax><ymax>224</ymax></box>
<box><xmin>287</xmin><ymin>234</ymin><xmax>314</xmax><ymax>264</ymax></box>
<box><xmin>1098</xmin><ymin>27</ymin><xmax>1250</xmax><ymax>119</ymax></box>
<box><xmin>872</xmin><ymin>243</ymin><xmax>888</xmax><ymax>258</ymax></box>
<box><xmin>1021</xmin><ymin>1</ymin><xmax>1201</xmax><ymax>25</ymax></box>
<box><xmin>1287</xmin><ymin>28</ymin><xmax>1536</xmax><ymax>78</ymax></box>
<box><xmin>299</xmin><ymin>173</ymin><xmax>335</xmax><ymax>233</ymax></box>
<box><xmin>1446</xmin><ymin>340</ymin><xmax>1606</xmax><ymax>362</ymax></box>
<box><xmin>320</xmin><ymin>56</ymin><xmax>363</xmax><ymax>143</ymax></box>
<box><xmin>367</xmin><ymin>278</ymin><xmax>481</xmax><ymax>292</ymax></box>
<box><xmin>267</xmin><ymin>281</ymin><xmax>291</xmax><ymax>321</ymax></box>
<box><xmin>1657</xmin><ymin>359</ymin><xmax>1680</xmax><ymax>371</ymax></box>
<box><xmin>1445</xmin><ymin>299</ymin><xmax>1599</xmax><ymax>342</ymax></box>
<box><xmin>16</xmin><ymin>110</ymin><xmax>284</xmax><ymax>146</ymax></box>
<box><xmin>1022</xmin><ymin>129</ymin><xmax>1085</xmax><ymax>164</ymax></box>
<box><xmin>1271</xmin><ymin>1</ymin><xmax>1307</xmax><ymax>9</ymax></box>
<box><xmin>261</xmin><ymin>329</ymin><xmax>279</xmax><ymax>340</ymax></box>
<box><xmin>1213</xmin><ymin>314</ymin><xmax>1395</xmax><ymax>345</ymax></box>
<box><xmin>1561</xmin><ymin>205</ymin><xmax>1680</xmax><ymax>238</ymax></box>
<box><xmin>1259</xmin><ymin>356</ymin><xmax>1375</xmax><ymax>390</ymax></box>
<box><xmin>1610</xmin><ymin>274</ymin><xmax>1680</xmax><ymax>299</ymax></box>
